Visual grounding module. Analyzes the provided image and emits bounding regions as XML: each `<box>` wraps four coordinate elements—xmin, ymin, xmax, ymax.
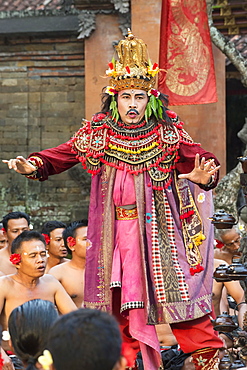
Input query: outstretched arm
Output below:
<box><xmin>178</xmin><ymin>153</ymin><xmax>220</xmax><ymax>185</ymax></box>
<box><xmin>2</xmin><ymin>142</ymin><xmax>80</xmax><ymax>181</ymax></box>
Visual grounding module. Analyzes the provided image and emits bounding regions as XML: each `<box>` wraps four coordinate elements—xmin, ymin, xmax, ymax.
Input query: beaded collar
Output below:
<box><xmin>69</xmin><ymin>113</ymin><xmax>197</xmax><ymax>190</ymax></box>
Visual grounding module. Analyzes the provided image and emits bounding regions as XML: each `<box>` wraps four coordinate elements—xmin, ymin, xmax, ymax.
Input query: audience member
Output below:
<box><xmin>214</xmin><ymin>227</ymin><xmax>241</xmax><ymax>264</ymax></box>
<box><xmin>0</xmin><ymin>223</ymin><xmax>8</xmax><ymax>250</ymax></box>
<box><xmin>0</xmin><ymin>212</ymin><xmax>30</xmax><ymax>275</ymax></box>
<box><xmin>49</xmin><ymin>220</ymin><xmax>88</xmax><ymax>307</ymax></box>
<box><xmin>41</xmin><ymin>221</ymin><xmax>68</xmax><ymax>273</ymax></box>
<box><xmin>8</xmin><ymin>299</ymin><xmax>58</xmax><ymax>370</ymax></box>
<box><xmin>47</xmin><ymin>308</ymin><xmax>127</xmax><ymax>370</ymax></box>
<box><xmin>0</xmin><ymin>230</ymin><xmax>77</xmax><ymax>369</ymax></box>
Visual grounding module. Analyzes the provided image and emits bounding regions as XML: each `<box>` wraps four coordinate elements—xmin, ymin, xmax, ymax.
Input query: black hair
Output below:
<box><xmin>98</xmin><ymin>87</ymin><xmax>172</xmax><ymax>124</ymax></box>
<box><xmin>62</xmin><ymin>220</ymin><xmax>88</xmax><ymax>252</ymax></box>
<box><xmin>8</xmin><ymin>299</ymin><xmax>58</xmax><ymax>370</ymax></box>
<box><xmin>47</xmin><ymin>308</ymin><xmax>122</xmax><ymax>370</ymax></box>
<box><xmin>41</xmin><ymin>221</ymin><xmax>66</xmax><ymax>237</ymax></box>
<box><xmin>2</xmin><ymin>212</ymin><xmax>30</xmax><ymax>230</ymax></box>
<box><xmin>11</xmin><ymin>230</ymin><xmax>46</xmax><ymax>254</ymax></box>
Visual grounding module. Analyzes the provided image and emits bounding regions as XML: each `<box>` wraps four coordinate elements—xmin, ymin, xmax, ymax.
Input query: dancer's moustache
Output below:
<box><xmin>126</xmin><ymin>109</ymin><xmax>139</xmax><ymax>115</ymax></box>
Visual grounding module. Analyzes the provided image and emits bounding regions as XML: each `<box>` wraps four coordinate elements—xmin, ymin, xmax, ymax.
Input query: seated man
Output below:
<box><xmin>214</xmin><ymin>227</ymin><xmax>241</xmax><ymax>264</ymax></box>
<box><xmin>46</xmin><ymin>308</ymin><xmax>127</xmax><ymax>370</ymax></box>
<box><xmin>49</xmin><ymin>220</ymin><xmax>88</xmax><ymax>307</ymax></box>
<box><xmin>0</xmin><ymin>212</ymin><xmax>30</xmax><ymax>275</ymax></box>
<box><xmin>0</xmin><ymin>230</ymin><xmax>77</xmax><ymax>369</ymax></box>
<box><xmin>41</xmin><ymin>221</ymin><xmax>68</xmax><ymax>273</ymax></box>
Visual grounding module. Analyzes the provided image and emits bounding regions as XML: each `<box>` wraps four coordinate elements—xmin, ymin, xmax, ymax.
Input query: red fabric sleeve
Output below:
<box><xmin>28</xmin><ymin>142</ymin><xmax>79</xmax><ymax>181</ymax></box>
<box><xmin>176</xmin><ymin>143</ymin><xmax>220</xmax><ymax>189</ymax></box>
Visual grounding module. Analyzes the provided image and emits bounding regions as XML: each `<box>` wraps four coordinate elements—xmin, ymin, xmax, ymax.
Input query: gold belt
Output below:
<box><xmin>115</xmin><ymin>206</ymin><xmax>138</xmax><ymax>220</ymax></box>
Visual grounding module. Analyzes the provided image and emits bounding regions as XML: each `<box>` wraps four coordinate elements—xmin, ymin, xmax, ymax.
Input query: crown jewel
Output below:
<box><xmin>106</xmin><ymin>29</ymin><xmax>159</xmax><ymax>92</ymax></box>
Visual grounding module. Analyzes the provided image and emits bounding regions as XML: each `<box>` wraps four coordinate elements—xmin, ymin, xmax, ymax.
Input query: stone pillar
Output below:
<box><xmin>84</xmin><ymin>14</ymin><xmax>122</xmax><ymax>119</ymax></box>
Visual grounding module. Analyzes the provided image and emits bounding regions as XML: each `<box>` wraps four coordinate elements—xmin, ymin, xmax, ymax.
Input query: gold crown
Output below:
<box><xmin>106</xmin><ymin>29</ymin><xmax>159</xmax><ymax>92</ymax></box>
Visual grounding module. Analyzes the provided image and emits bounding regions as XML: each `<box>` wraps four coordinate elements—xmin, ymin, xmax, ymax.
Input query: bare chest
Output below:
<box><xmin>60</xmin><ymin>270</ymin><xmax>85</xmax><ymax>308</ymax></box>
<box><xmin>3</xmin><ymin>284</ymin><xmax>55</xmax><ymax>325</ymax></box>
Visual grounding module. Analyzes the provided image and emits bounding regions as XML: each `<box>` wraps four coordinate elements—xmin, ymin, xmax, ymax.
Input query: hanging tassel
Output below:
<box><xmin>190</xmin><ymin>263</ymin><xmax>204</xmax><ymax>276</ymax></box>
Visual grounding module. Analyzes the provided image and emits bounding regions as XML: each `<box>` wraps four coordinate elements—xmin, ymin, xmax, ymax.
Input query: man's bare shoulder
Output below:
<box><xmin>0</xmin><ymin>275</ymin><xmax>15</xmax><ymax>289</ymax></box>
<box><xmin>0</xmin><ymin>248</ymin><xmax>11</xmax><ymax>270</ymax></box>
<box><xmin>214</xmin><ymin>258</ymin><xmax>229</xmax><ymax>269</ymax></box>
<box><xmin>0</xmin><ymin>248</ymin><xmax>9</xmax><ymax>264</ymax></box>
<box><xmin>0</xmin><ymin>247</ymin><xmax>7</xmax><ymax>255</ymax></box>
<box><xmin>40</xmin><ymin>273</ymin><xmax>61</xmax><ymax>284</ymax></box>
<box><xmin>48</xmin><ymin>261</ymin><xmax>71</xmax><ymax>278</ymax></box>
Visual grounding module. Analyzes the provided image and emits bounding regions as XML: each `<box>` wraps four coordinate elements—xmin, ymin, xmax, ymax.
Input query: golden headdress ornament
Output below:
<box><xmin>106</xmin><ymin>29</ymin><xmax>159</xmax><ymax>92</ymax></box>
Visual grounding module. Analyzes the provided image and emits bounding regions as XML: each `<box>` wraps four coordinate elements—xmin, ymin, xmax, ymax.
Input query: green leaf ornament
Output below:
<box><xmin>145</xmin><ymin>100</ymin><xmax>152</xmax><ymax>122</ymax></box>
<box><xmin>110</xmin><ymin>96</ymin><xmax>119</xmax><ymax>122</ymax></box>
<box><xmin>149</xmin><ymin>95</ymin><xmax>158</xmax><ymax>119</ymax></box>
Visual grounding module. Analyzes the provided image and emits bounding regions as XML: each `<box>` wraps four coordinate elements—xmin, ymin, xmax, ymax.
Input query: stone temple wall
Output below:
<box><xmin>0</xmin><ymin>34</ymin><xmax>91</xmax><ymax>230</ymax></box>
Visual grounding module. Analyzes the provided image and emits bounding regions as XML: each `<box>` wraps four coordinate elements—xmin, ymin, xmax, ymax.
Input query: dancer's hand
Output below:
<box><xmin>178</xmin><ymin>153</ymin><xmax>220</xmax><ymax>185</ymax></box>
<box><xmin>2</xmin><ymin>156</ymin><xmax>36</xmax><ymax>175</ymax></box>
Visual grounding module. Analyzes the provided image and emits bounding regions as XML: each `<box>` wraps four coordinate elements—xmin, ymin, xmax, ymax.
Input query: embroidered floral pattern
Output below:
<box><xmin>197</xmin><ymin>193</ymin><xmax>205</xmax><ymax>203</ymax></box>
<box><xmin>196</xmin><ymin>355</ymin><xmax>207</xmax><ymax>366</ymax></box>
<box><xmin>146</xmin><ymin>213</ymin><xmax>152</xmax><ymax>223</ymax></box>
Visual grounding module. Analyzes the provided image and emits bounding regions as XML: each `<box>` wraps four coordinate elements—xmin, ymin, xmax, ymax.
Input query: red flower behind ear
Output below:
<box><xmin>67</xmin><ymin>236</ymin><xmax>76</xmax><ymax>248</ymax></box>
<box><xmin>215</xmin><ymin>239</ymin><xmax>224</xmax><ymax>249</ymax></box>
<box><xmin>9</xmin><ymin>253</ymin><xmax>21</xmax><ymax>265</ymax></box>
<box><xmin>1</xmin><ymin>227</ymin><xmax>6</xmax><ymax>233</ymax></box>
<box><xmin>42</xmin><ymin>233</ymin><xmax>50</xmax><ymax>245</ymax></box>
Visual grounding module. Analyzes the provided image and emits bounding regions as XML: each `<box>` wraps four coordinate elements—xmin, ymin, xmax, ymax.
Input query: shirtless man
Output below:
<box><xmin>41</xmin><ymin>220</ymin><xmax>69</xmax><ymax>273</ymax></box>
<box><xmin>49</xmin><ymin>220</ymin><xmax>87</xmax><ymax>308</ymax></box>
<box><xmin>0</xmin><ymin>230</ymin><xmax>77</xmax><ymax>370</ymax></box>
<box><xmin>214</xmin><ymin>227</ymin><xmax>241</xmax><ymax>264</ymax></box>
<box><xmin>0</xmin><ymin>212</ymin><xmax>30</xmax><ymax>275</ymax></box>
